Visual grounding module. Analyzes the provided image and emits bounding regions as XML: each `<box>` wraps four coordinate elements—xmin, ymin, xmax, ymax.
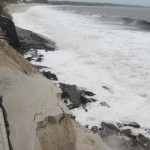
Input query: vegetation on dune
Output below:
<box><xmin>2</xmin><ymin>0</ymin><xmax>18</xmax><ymax>3</ymax></box>
<box><xmin>0</xmin><ymin>1</ymin><xmax>12</xmax><ymax>20</ymax></box>
<box><xmin>1</xmin><ymin>9</ymin><xmax>12</xmax><ymax>20</ymax></box>
<box><xmin>0</xmin><ymin>0</ymin><xmax>49</xmax><ymax>19</ymax></box>
<box><xmin>32</xmin><ymin>0</ymin><xmax>48</xmax><ymax>3</ymax></box>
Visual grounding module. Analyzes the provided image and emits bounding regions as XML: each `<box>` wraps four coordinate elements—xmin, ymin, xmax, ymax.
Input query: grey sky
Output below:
<box><xmin>55</xmin><ymin>0</ymin><xmax>150</xmax><ymax>6</ymax></box>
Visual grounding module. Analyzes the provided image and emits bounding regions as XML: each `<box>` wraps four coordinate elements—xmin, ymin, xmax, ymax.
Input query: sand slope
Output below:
<box><xmin>0</xmin><ymin>38</ymin><xmax>38</xmax><ymax>74</ymax></box>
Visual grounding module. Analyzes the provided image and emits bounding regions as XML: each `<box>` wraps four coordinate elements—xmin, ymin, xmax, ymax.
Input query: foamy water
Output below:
<box><xmin>13</xmin><ymin>6</ymin><xmax>150</xmax><ymax>133</ymax></box>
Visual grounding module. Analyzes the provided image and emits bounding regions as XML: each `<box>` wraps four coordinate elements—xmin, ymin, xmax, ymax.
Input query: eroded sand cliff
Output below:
<box><xmin>0</xmin><ymin>29</ymin><xmax>110</xmax><ymax>150</ymax></box>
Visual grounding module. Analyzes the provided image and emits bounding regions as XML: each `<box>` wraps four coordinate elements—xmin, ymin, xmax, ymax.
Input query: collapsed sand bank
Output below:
<box><xmin>0</xmin><ymin>38</ymin><xmax>39</xmax><ymax>74</ymax></box>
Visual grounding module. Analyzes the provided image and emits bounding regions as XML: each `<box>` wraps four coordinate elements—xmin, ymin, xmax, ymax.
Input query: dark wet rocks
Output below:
<box><xmin>90</xmin><ymin>121</ymin><xmax>150</xmax><ymax>150</ymax></box>
<box><xmin>91</xmin><ymin>126</ymin><xmax>99</xmax><ymax>134</ymax></box>
<box><xmin>123</xmin><ymin>122</ymin><xmax>140</xmax><ymax>128</ymax></box>
<box><xmin>99</xmin><ymin>128</ymin><xmax>108</xmax><ymax>138</ymax></box>
<box><xmin>116</xmin><ymin>122</ymin><xmax>123</xmax><ymax>128</ymax></box>
<box><xmin>121</xmin><ymin>129</ymin><xmax>131</xmax><ymax>136</ymax></box>
<box><xmin>104</xmin><ymin>135</ymin><xmax>144</xmax><ymax>150</ymax></box>
<box><xmin>84</xmin><ymin>125</ymin><xmax>89</xmax><ymax>128</ymax></box>
<box><xmin>101</xmin><ymin>122</ymin><xmax>120</xmax><ymax>135</ymax></box>
<box><xmin>60</xmin><ymin>84</ymin><xmax>81</xmax><ymax>106</ymax></box>
<box><xmin>26</xmin><ymin>56</ymin><xmax>32</xmax><ymax>61</ymax></box>
<box><xmin>90</xmin><ymin>122</ymin><xmax>120</xmax><ymax>137</ymax></box>
<box><xmin>59</xmin><ymin>83</ymin><xmax>97</xmax><ymax>110</ymax></box>
<box><xmin>100</xmin><ymin>101</ymin><xmax>110</xmax><ymax>108</ymax></box>
<box><xmin>35</xmin><ymin>56</ymin><xmax>43</xmax><ymax>62</ymax></box>
<box><xmin>33</xmin><ymin>65</ymin><xmax>49</xmax><ymax>70</ymax></box>
<box><xmin>102</xmin><ymin>85</ymin><xmax>113</xmax><ymax>93</ymax></box>
<box><xmin>78</xmin><ymin>90</ymin><xmax>95</xmax><ymax>96</ymax></box>
<box><xmin>25</xmin><ymin>49</ymin><xmax>44</xmax><ymax>62</ymax></box>
<box><xmin>42</xmin><ymin>71</ymin><xmax>58</xmax><ymax>81</ymax></box>
<box><xmin>138</xmin><ymin>134</ymin><xmax>150</xmax><ymax>149</ymax></box>
<box><xmin>80</xmin><ymin>94</ymin><xmax>96</xmax><ymax>104</ymax></box>
<box><xmin>16</xmin><ymin>27</ymin><xmax>56</xmax><ymax>54</ymax></box>
<box><xmin>71</xmin><ymin>115</ymin><xmax>76</xmax><ymax>120</ymax></box>
<box><xmin>68</xmin><ymin>103</ymin><xmax>79</xmax><ymax>110</ymax></box>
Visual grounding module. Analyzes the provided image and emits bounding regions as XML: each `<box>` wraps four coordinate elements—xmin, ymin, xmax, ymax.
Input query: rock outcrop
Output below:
<box><xmin>16</xmin><ymin>27</ymin><xmax>56</xmax><ymax>54</ymax></box>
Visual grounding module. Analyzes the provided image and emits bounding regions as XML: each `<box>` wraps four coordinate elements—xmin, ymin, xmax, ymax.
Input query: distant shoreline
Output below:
<box><xmin>47</xmin><ymin>1</ymin><xmax>147</xmax><ymax>8</ymax></box>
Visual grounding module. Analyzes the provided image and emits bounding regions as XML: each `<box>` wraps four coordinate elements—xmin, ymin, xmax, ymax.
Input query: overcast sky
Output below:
<box><xmin>56</xmin><ymin>0</ymin><xmax>150</xmax><ymax>6</ymax></box>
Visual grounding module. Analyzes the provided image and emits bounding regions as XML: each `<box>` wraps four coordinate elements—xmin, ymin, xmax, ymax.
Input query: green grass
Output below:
<box><xmin>0</xmin><ymin>2</ymin><xmax>12</xmax><ymax>20</ymax></box>
<box><xmin>1</xmin><ymin>9</ymin><xmax>12</xmax><ymax>19</ymax></box>
<box><xmin>0</xmin><ymin>1</ymin><xmax>6</xmax><ymax>8</ymax></box>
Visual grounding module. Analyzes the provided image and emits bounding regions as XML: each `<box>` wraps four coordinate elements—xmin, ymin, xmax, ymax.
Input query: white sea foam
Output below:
<box><xmin>13</xmin><ymin>6</ymin><xmax>150</xmax><ymax>132</ymax></box>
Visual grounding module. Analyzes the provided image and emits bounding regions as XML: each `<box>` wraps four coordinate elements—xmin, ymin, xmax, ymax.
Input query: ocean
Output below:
<box><xmin>13</xmin><ymin>4</ymin><xmax>150</xmax><ymax>136</ymax></box>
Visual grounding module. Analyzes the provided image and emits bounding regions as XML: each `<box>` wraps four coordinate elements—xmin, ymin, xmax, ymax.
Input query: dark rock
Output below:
<box><xmin>59</xmin><ymin>83</ymin><xmax>97</xmax><ymax>109</ymax></box>
<box><xmin>101</xmin><ymin>122</ymin><xmax>120</xmax><ymax>135</ymax></box>
<box><xmin>59</xmin><ymin>83</ymin><xmax>81</xmax><ymax>106</ymax></box>
<box><xmin>16</xmin><ymin>27</ymin><xmax>56</xmax><ymax>54</ymax></box>
<box><xmin>104</xmin><ymin>135</ymin><xmax>144</xmax><ymax>150</ymax></box>
<box><xmin>90</xmin><ymin>98</ymin><xmax>98</xmax><ymax>102</ymax></box>
<box><xmin>61</xmin><ymin>91</ymin><xmax>70</xmax><ymax>100</ymax></box>
<box><xmin>121</xmin><ymin>129</ymin><xmax>131</xmax><ymax>136</ymax></box>
<box><xmin>91</xmin><ymin>126</ymin><xmax>99</xmax><ymax>134</ymax></box>
<box><xmin>68</xmin><ymin>103</ymin><xmax>79</xmax><ymax>110</ymax></box>
<box><xmin>85</xmin><ymin>125</ymin><xmax>89</xmax><ymax>128</ymax></box>
<box><xmin>129</xmin><ymin>134</ymin><xmax>137</xmax><ymax>140</ymax></box>
<box><xmin>82</xmin><ymin>104</ymin><xmax>88</xmax><ymax>112</ymax></box>
<box><xmin>99</xmin><ymin>128</ymin><xmax>108</xmax><ymax>138</ymax></box>
<box><xmin>36</xmin><ymin>57</ymin><xmax>43</xmax><ymax>62</ymax></box>
<box><xmin>42</xmin><ymin>71</ymin><xmax>58</xmax><ymax>81</ymax></box>
<box><xmin>71</xmin><ymin>115</ymin><xmax>76</xmax><ymax>120</ymax></box>
<box><xmin>80</xmin><ymin>95</ymin><xmax>98</xmax><ymax>104</ymax></box>
<box><xmin>100</xmin><ymin>101</ymin><xmax>110</xmax><ymax>108</ymax></box>
<box><xmin>39</xmin><ymin>54</ymin><xmax>44</xmax><ymax>57</ymax></box>
<box><xmin>80</xmin><ymin>94</ymin><xmax>92</xmax><ymax>104</ymax></box>
<box><xmin>123</xmin><ymin>122</ymin><xmax>140</xmax><ymax>128</ymax></box>
<box><xmin>105</xmin><ymin>135</ymin><xmax>127</xmax><ymax>150</ymax></box>
<box><xmin>116</xmin><ymin>122</ymin><xmax>123</xmax><ymax>128</ymax></box>
<box><xmin>102</xmin><ymin>86</ymin><xmax>112</xmax><ymax>93</ymax></box>
<box><xmin>26</xmin><ymin>57</ymin><xmax>32</xmax><ymax>61</ymax></box>
<box><xmin>102</xmin><ymin>86</ymin><xmax>110</xmax><ymax>90</ymax></box>
<box><xmin>141</xmin><ymin>127</ymin><xmax>150</xmax><ymax>132</ymax></box>
<box><xmin>129</xmin><ymin>142</ymin><xmax>144</xmax><ymax>150</ymax></box>
<box><xmin>79</xmin><ymin>90</ymin><xmax>95</xmax><ymax>96</ymax></box>
<box><xmin>0</xmin><ymin>16</ymin><xmax>20</xmax><ymax>48</ymax></box>
<box><xmin>138</xmin><ymin>134</ymin><xmax>150</xmax><ymax>148</ymax></box>
<box><xmin>33</xmin><ymin>65</ymin><xmax>49</xmax><ymax>70</ymax></box>
<box><xmin>64</xmin><ymin>99</ymin><xmax>68</xmax><ymax>104</ymax></box>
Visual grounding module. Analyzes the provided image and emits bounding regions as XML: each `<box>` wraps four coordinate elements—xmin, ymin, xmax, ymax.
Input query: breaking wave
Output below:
<box><xmin>120</xmin><ymin>17</ymin><xmax>150</xmax><ymax>30</ymax></box>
